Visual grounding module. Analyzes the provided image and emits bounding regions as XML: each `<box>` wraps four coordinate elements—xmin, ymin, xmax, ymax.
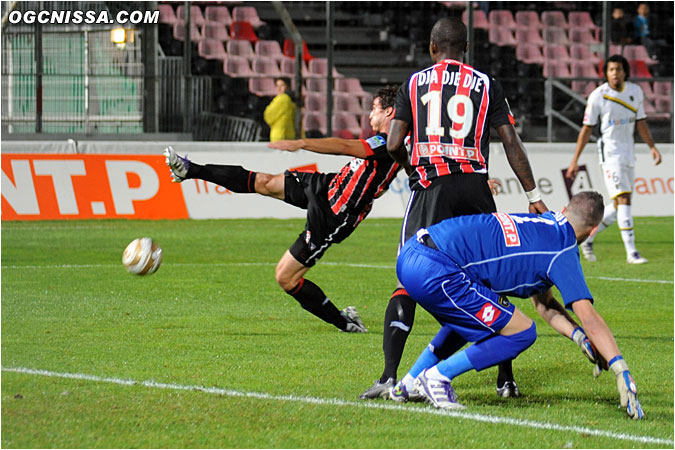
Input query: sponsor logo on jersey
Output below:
<box><xmin>414</xmin><ymin>142</ymin><xmax>480</xmax><ymax>161</ymax></box>
<box><xmin>498</xmin><ymin>296</ymin><xmax>510</xmax><ymax>308</ymax></box>
<box><xmin>477</xmin><ymin>302</ymin><xmax>501</xmax><ymax>326</ymax></box>
<box><xmin>365</xmin><ymin>135</ymin><xmax>386</xmax><ymax>149</ymax></box>
<box><xmin>493</xmin><ymin>212</ymin><xmax>521</xmax><ymax>247</ymax></box>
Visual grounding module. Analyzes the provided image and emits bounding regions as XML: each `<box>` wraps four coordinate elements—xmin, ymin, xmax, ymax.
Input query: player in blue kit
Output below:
<box><xmin>391</xmin><ymin>191</ymin><xmax>644</xmax><ymax>419</ymax></box>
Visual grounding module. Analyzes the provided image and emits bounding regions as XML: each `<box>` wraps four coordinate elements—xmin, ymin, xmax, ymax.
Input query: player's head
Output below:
<box><xmin>429</xmin><ymin>17</ymin><xmax>468</xmax><ymax>62</ymax></box>
<box><xmin>370</xmin><ymin>85</ymin><xmax>398</xmax><ymax>133</ymax></box>
<box><xmin>564</xmin><ymin>191</ymin><xmax>605</xmax><ymax>243</ymax></box>
<box><xmin>604</xmin><ymin>55</ymin><xmax>629</xmax><ymax>89</ymax></box>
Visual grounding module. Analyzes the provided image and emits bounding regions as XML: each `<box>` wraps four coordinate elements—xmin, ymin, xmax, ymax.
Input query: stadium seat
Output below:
<box><xmin>571</xmin><ymin>81</ymin><xmax>597</xmax><ymax>97</ymax></box>
<box><xmin>335</xmin><ymin>78</ymin><xmax>371</xmax><ymax>107</ymax></box>
<box><xmin>176</xmin><ymin>5</ymin><xmax>205</xmax><ymax>26</ymax></box>
<box><xmin>280</xmin><ymin>56</ymin><xmax>310</xmax><ymax>79</ymax></box>
<box><xmin>335</xmin><ymin>93</ymin><xmax>365</xmax><ymax>115</ymax></box>
<box><xmin>629</xmin><ymin>60</ymin><xmax>652</xmax><ymax>78</ymax></box>
<box><xmin>462</xmin><ymin>9</ymin><xmax>489</xmax><ymax>29</ymax></box>
<box><xmin>543</xmin><ymin>28</ymin><xmax>568</xmax><ymax>45</ymax></box>
<box><xmin>203</xmin><ymin>22</ymin><xmax>230</xmax><ymax>42</ymax></box>
<box><xmin>230</xmin><ymin>21</ymin><xmax>258</xmax><ymax>43</ymax></box>
<box><xmin>569</xmin><ymin>45</ymin><xmax>601</xmax><ymax>65</ymax></box>
<box><xmin>541</xmin><ymin>11</ymin><xmax>567</xmax><ymax>28</ymax></box>
<box><xmin>655</xmin><ymin>97</ymin><xmax>672</xmax><ymax>114</ymax></box>
<box><xmin>255</xmin><ymin>40</ymin><xmax>284</xmax><ymax>63</ymax></box>
<box><xmin>248</xmin><ymin>77</ymin><xmax>277</xmax><ymax>97</ymax></box>
<box><xmin>515</xmin><ymin>28</ymin><xmax>544</xmax><ymax>46</ymax></box>
<box><xmin>173</xmin><ymin>22</ymin><xmax>203</xmax><ymax>42</ymax></box>
<box><xmin>204</xmin><ymin>6</ymin><xmax>232</xmax><ymax>26</ymax></box>
<box><xmin>307</xmin><ymin>58</ymin><xmax>344</xmax><ymax>79</ymax></box>
<box><xmin>569</xmin><ymin>29</ymin><xmax>599</xmax><ymax>45</ymax></box>
<box><xmin>227</xmin><ymin>39</ymin><xmax>255</xmax><ymax>60</ymax></box>
<box><xmin>488</xmin><ymin>10</ymin><xmax>517</xmax><ymax>29</ymax></box>
<box><xmin>223</xmin><ymin>55</ymin><xmax>255</xmax><ymax>78</ymax></box>
<box><xmin>644</xmin><ymin>97</ymin><xmax>670</xmax><ymax>120</ymax></box>
<box><xmin>489</xmin><ymin>28</ymin><xmax>517</xmax><ymax>46</ymax></box>
<box><xmin>624</xmin><ymin>45</ymin><xmax>658</xmax><ymax>66</ymax></box>
<box><xmin>332</xmin><ymin>112</ymin><xmax>361</xmax><ymax>138</ymax></box>
<box><xmin>283</xmin><ymin>39</ymin><xmax>313</xmax><ymax>62</ymax></box>
<box><xmin>305</xmin><ymin>77</ymin><xmax>328</xmax><ymax>93</ymax></box>
<box><xmin>252</xmin><ymin>57</ymin><xmax>282</xmax><ymax>78</ymax></box>
<box><xmin>515</xmin><ymin>11</ymin><xmax>544</xmax><ymax>29</ymax></box>
<box><xmin>303</xmin><ymin>111</ymin><xmax>327</xmax><ymax>136</ymax></box>
<box><xmin>515</xmin><ymin>43</ymin><xmax>545</xmax><ymax>65</ymax></box>
<box><xmin>543</xmin><ymin>61</ymin><xmax>570</xmax><ymax>78</ymax></box>
<box><xmin>544</xmin><ymin>45</ymin><xmax>572</xmax><ymax>63</ymax></box>
<box><xmin>198</xmin><ymin>39</ymin><xmax>227</xmax><ymax>60</ymax></box>
<box><xmin>232</xmin><ymin>6</ymin><xmax>266</xmax><ymax>29</ymax></box>
<box><xmin>158</xmin><ymin>4</ymin><xmax>178</xmax><ymax>25</ymax></box>
<box><xmin>568</xmin><ymin>11</ymin><xmax>601</xmax><ymax>36</ymax></box>
<box><xmin>304</xmin><ymin>92</ymin><xmax>327</xmax><ymax>112</ymax></box>
<box><xmin>571</xmin><ymin>61</ymin><xmax>600</xmax><ymax>78</ymax></box>
<box><xmin>638</xmin><ymin>81</ymin><xmax>655</xmax><ymax>99</ymax></box>
<box><xmin>653</xmin><ymin>81</ymin><xmax>672</xmax><ymax>99</ymax></box>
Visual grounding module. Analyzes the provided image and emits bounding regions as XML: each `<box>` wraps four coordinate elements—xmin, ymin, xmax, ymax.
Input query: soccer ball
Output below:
<box><xmin>122</xmin><ymin>237</ymin><xmax>162</xmax><ymax>275</ymax></box>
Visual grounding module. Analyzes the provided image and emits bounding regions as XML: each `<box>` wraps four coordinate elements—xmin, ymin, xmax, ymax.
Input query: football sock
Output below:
<box><xmin>587</xmin><ymin>203</ymin><xmax>616</xmax><ymax>244</ymax></box>
<box><xmin>399</xmin><ymin>373</ymin><xmax>416</xmax><ymax>391</ymax></box>
<box><xmin>466</xmin><ymin>322</ymin><xmax>537</xmax><ymax>372</ymax></box>
<box><xmin>186</xmin><ymin>163</ymin><xmax>257</xmax><ymax>193</ymax></box>
<box><xmin>617</xmin><ymin>204</ymin><xmax>637</xmax><ymax>254</ymax></box>
<box><xmin>409</xmin><ymin>347</ymin><xmax>441</xmax><ymax>379</ymax></box>
<box><xmin>434</xmin><ymin>351</ymin><xmax>474</xmax><ymax>380</ymax></box>
<box><xmin>286</xmin><ymin>278</ymin><xmax>347</xmax><ymax>330</ymax></box>
<box><xmin>381</xmin><ymin>289</ymin><xmax>416</xmax><ymax>382</ymax></box>
<box><xmin>497</xmin><ymin>360</ymin><xmax>514</xmax><ymax>386</ymax></box>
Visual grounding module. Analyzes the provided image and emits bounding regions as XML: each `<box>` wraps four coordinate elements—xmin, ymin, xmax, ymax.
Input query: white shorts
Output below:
<box><xmin>600</xmin><ymin>160</ymin><xmax>634</xmax><ymax>199</ymax></box>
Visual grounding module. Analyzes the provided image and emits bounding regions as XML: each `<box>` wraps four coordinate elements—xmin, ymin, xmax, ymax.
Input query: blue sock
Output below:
<box><xmin>465</xmin><ymin>322</ymin><xmax>537</xmax><ymax>371</ymax></box>
<box><xmin>409</xmin><ymin>347</ymin><xmax>440</xmax><ymax>378</ymax></box>
<box><xmin>435</xmin><ymin>351</ymin><xmax>474</xmax><ymax>380</ymax></box>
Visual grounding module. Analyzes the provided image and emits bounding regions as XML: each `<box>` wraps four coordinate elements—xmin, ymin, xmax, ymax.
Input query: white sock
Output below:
<box><xmin>400</xmin><ymin>373</ymin><xmax>415</xmax><ymax>391</ymax></box>
<box><xmin>617</xmin><ymin>204</ymin><xmax>637</xmax><ymax>255</ymax></box>
<box><xmin>587</xmin><ymin>203</ymin><xmax>616</xmax><ymax>244</ymax></box>
<box><xmin>425</xmin><ymin>366</ymin><xmax>451</xmax><ymax>382</ymax></box>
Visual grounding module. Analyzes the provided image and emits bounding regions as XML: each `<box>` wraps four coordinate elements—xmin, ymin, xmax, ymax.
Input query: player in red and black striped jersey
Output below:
<box><xmin>163</xmin><ymin>86</ymin><xmax>400</xmax><ymax>333</ymax></box>
<box><xmin>360</xmin><ymin>17</ymin><xmax>549</xmax><ymax>400</ymax></box>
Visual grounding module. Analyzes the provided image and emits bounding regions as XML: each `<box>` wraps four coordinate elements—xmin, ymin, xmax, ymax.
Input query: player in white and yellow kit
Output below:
<box><xmin>566</xmin><ymin>55</ymin><xmax>662</xmax><ymax>264</ymax></box>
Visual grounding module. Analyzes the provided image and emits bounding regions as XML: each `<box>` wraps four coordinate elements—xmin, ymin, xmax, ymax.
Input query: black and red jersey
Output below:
<box><xmin>395</xmin><ymin>58</ymin><xmax>515</xmax><ymax>190</ymax></box>
<box><xmin>327</xmin><ymin>133</ymin><xmax>400</xmax><ymax>222</ymax></box>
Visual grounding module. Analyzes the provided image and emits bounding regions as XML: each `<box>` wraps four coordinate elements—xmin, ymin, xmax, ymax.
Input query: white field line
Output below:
<box><xmin>2</xmin><ymin>261</ymin><xmax>673</xmax><ymax>285</ymax></box>
<box><xmin>2</xmin><ymin>366</ymin><xmax>672</xmax><ymax>446</ymax></box>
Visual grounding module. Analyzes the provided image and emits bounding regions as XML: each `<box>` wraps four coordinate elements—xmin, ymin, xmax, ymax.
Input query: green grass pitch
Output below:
<box><xmin>2</xmin><ymin>217</ymin><xmax>673</xmax><ymax>448</ymax></box>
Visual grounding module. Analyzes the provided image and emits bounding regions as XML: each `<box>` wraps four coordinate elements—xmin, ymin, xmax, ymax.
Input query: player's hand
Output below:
<box><xmin>268</xmin><ymin>140</ymin><xmax>302</xmax><ymax>152</ymax></box>
<box><xmin>487</xmin><ymin>179</ymin><xmax>502</xmax><ymax>196</ymax></box>
<box><xmin>610</xmin><ymin>358</ymin><xmax>644</xmax><ymax>420</ymax></box>
<box><xmin>571</xmin><ymin>327</ymin><xmax>597</xmax><ymax>364</ymax></box>
<box><xmin>528</xmin><ymin>200</ymin><xmax>548</xmax><ymax>214</ymax></box>
<box><xmin>565</xmin><ymin>163</ymin><xmax>578</xmax><ymax>180</ymax></box>
<box><xmin>651</xmin><ymin>147</ymin><xmax>662</xmax><ymax>165</ymax></box>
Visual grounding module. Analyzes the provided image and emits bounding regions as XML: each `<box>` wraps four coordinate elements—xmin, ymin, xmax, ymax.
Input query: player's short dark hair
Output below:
<box><xmin>430</xmin><ymin>17</ymin><xmax>467</xmax><ymax>53</ymax></box>
<box><xmin>604</xmin><ymin>55</ymin><xmax>630</xmax><ymax>80</ymax></box>
<box><xmin>375</xmin><ymin>85</ymin><xmax>398</xmax><ymax>110</ymax></box>
<box><xmin>569</xmin><ymin>191</ymin><xmax>605</xmax><ymax>227</ymax></box>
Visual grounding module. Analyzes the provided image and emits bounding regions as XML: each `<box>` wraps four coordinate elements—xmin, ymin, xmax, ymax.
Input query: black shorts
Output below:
<box><xmin>284</xmin><ymin>170</ymin><xmax>359</xmax><ymax>267</ymax></box>
<box><xmin>400</xmin><ymin>173</ymin><xmax>497</xmax><ymax>245</ymax></box>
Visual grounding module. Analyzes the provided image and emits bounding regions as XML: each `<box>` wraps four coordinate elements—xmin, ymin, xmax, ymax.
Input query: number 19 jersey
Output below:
<box><xmin>395</xmin><ymin>59</ymin><xmax>514</xmax><ymax>190</ymax></box>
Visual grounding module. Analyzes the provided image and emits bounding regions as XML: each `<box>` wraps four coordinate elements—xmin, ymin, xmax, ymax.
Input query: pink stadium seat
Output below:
<box><xmin>251</xmin><ymin>57</ymin><xmax>282</xmax><ymax>78</ymax></box>
<box><xmin>653</xmin><ymin>81</ymin><xmax>672</xmax><ymax>98</ymax></box>
<box><xmin>488</xmin><ymin>10</ymin><xmax>517</xmax><ymax>29</ymax></box>
<box><xmin>227</xmin><ymin>39</ymin><xmax>255</xmax><ymax>60</ymax></box>
<box><xmin>644</xmin><ymin>97</ymin><xmax>670</xmax><ymax>120</ymax></box>
<box><xmin>176</xmin><ymin>5</ymin><xmax>205</xmax><ymax>26</ymax></box>
<box><xmin>655</xmin><ymin>97</ymin><xmax>672</xmax><ymax>114</ymax></box>
<box><xmin>304</xmin><ymin>92</ymin><xmax>326</xmax><ymax>112</ymax></box>
<box><xmin>543</xmin><ymin>28</ymin><xmax>568</xmax><ymax>45</ymax></box>
<box><xmin>230</xmin><ymin>21</ymin><xmax>258</xmax><ymax>43</ymax></box>
<box><xmin>203</xmin><ymin>22</ymin><xmax>230</xmax><ymax>42</ymax></box>
<box><xmin>569</xmin><ymin>12</ymin><xmax>601</xmax><ymax>33</ymax></box>
<box><xmin>204</xmin><ymin>6</ymin><xmax>232</xmax><ymax>26</ymax></box>
<box><xmin>515</xmin><ymin>11</ymin><xmax>544</xmax><ymax>29</ymax></box>
<box><xmin>332</xmin><ymin>112</ymin><xmax>361</xmax><ymax>138</ymax></box>
<box><xmin>462</xmin><ymin>9</ymin><xmax>489</xmax><ymax>29</ymax></box>
<box><xmin>232</xmin><ymin>6</ymin><xmax>266</xmax><ymax>29</ymax></box>
<box><xmin>255</xmin><ymin>40</ymin><xmax>284</xmax><ymax>62</ymax></box>
<box><xmin>223</xmin><ymin>55</ymin><xmax>254</xmax><ymax>78</ymax></box>
<box><xmin>515</xmin><ymin>28</ymin><xmax>544</xmax><ymax>46</ymax></box>
<box><xmin>569</xmin><ymin>44</ymin><xmax>601</xmax><ymax>64</ymax></box>
<box><xmin>303</xmin><ymin>112</ymin><xmax>327</xmax><ymax>136</ymax></box>
<box><xmin>571</xmin><ymin>81</ymin><xmax>597</xmax><ymax>97</ymax></box>
<box><xmin>544</xmin><ymin>45</ymin><xmax>572</xmax><ymax>63</ymax></box>
<box><xmin>307</xmin><ymin>58</ymin><xmax>344</xmax><ymax>79</ymax></box>
<box><xmin>489</xmin><ymin>28</ymin><xmax>517</xmax><ymax>46</ymax></box>
<box><xmin>609</xmin><ymin>44</ymin><xmax>622</xmax><ymax>55</ymax></box>
<box><xmin>158</xmin><ymin>4</ymin><xmax>178</xmax><ymax>25</ymax></box>
<box><xmin>543</xmin><ymin>61</ymin><xmax>570</xmax><ymax>78</ymax></box>
<box><xmin>569</xmin><ymin>29</ymin><xmax>599</xmax><ymax>44</ymax></box>
<box><xmin>571</xmin><ymin>61</ymin><xmax>600</xmax><ymax>78</ymax></box>
<box><xmin>249</xmin><ymin>77</ymin><xmax>277</xmax><ymax>97</ymax></box>
<box><xmin>541</xmin><ymin>11</ymin><xmax>567</xmax><ymax>28</ymax></box>
<box><xmin>638</xmin><ymin>82</ymin><xmax>656</xmax><ymax>102</ymax></box>
<box><xmin>623</xmin><ymin>45</ymin><xmax>658</xmax><ymax>66</ymax></box>
<box><xmin>173</xmin><ymin>22</ymin><xmax>203</xmax><ymax>42</ymax></box>
<box><xmin>280</xmin><ymin>57</ymin><xmax>310</xmax><ymax>79</ymax></box>
<box><xmin>335</xmin><ymin>93</ymin><xmax>364</xmax><ymax>115</ymax></box>
<box><xmin>305</xmin><ymin>78</ymin><xmax>328</xmax><ymax>93</ymax></box>
<box><xmin>335</xmin><ymin>78</ymin><xmax>371</xmax><ymax>106</ymax></box>
<box><xmin>198</xmin><ymin>39</ymin><xmax>227</xmax><ymax>60</ymax></box>
<box><xmin>515</xmin><ymin>43</ymin><xmax>545</xmax><ymax>64</ymax></box>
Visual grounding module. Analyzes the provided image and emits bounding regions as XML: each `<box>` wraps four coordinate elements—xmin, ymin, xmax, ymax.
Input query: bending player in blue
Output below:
<box><xmin>391</xmin><ymin>191</ymin><xmax>644</xmax><ymax>419</ymax></box>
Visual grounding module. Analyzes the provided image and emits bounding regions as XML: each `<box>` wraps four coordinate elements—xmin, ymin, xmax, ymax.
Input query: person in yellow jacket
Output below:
<box><xmin>264</xmin><ymin>77</ymin><xmax>296</xmax><ymax>142</ymax></box>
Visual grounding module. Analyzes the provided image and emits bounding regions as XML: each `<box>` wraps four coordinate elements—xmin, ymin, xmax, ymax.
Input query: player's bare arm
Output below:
<box><xmin>531</xmin><ymin>290</ymin><xmax>578</xmax><ymax>338</ymax></box>
<box><xmin>566</xmin><ymin>125</ymin><xmax>594</xmax><ymax>179</ymax></box>
<box><xmin>635</xmin><ymin>119</ymin><xmax>662</xmax><ymax>165</ymax></box>
<box><xmin>268</xmin><ymin>138</ymin><xmax>368</xmax><ymax>158</ymax></box>
<box><xmin>387</xmin><ymin>119</ymin><xmax>413</xmax><ymax>174</ymax></box>
<box><xmin>496</xmin><ymin>124</ymin><xmax>548</xmax><ymax>214</ymax></box>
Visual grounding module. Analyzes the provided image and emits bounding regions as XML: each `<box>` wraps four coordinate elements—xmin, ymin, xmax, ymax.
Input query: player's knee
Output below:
<box><xmin>254</xmin><ymin>173</ymin><xmax>273</xmax><ymax>195</ymax></box>
<box><xmin>511</xmin><ymin>321</ymin><xmax>537</xmax><ymax>356</ymax></box>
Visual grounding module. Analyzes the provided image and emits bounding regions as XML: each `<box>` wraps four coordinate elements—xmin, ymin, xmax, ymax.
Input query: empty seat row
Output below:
<box><xmin>303</xmin><ymin>112</ymin><xmax>363</xmax><ymax>138</ymax></box>
<box><xmin>159</xmin><ymin>4</ymin><xmax>265</xmax><ymax>28</ymax></box>
<box><xmin>223</xmin><ymin>54</ymin><xmax>343</xmax><ymax>80</ymax></box>
<box><xmin>479</xmin><ymin>9</ymin><xmax>600</xmax><ymax>32</ymax></box>
<box><xmin>172</xmin><ymin>20</ymin><xmax>258</xmax><ymax>43</ymax></box>
<box><xmin>490</xmin><ymin>27</ymin><xmax>600</xmax><ymax>46</ymax></box>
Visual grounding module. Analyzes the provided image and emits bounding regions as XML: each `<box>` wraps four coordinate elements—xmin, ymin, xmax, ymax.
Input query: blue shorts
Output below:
<box><xmin>396</xmin><ymin>238</ymin><xmax>515</xmax><ymax>343</ymax></box>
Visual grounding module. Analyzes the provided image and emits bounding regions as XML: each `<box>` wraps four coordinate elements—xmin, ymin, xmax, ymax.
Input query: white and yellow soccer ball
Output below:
<box><xmin>122</xmin><ymin>237</ymin><xmax>163</xmax><ymax>275</ymax></box>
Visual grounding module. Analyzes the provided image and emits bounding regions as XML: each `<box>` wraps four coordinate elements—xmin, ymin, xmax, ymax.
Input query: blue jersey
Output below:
<box><xmin>426</xmin><ymin>211</ymin><xmax>593</xmax><ymax>307</ymax></box>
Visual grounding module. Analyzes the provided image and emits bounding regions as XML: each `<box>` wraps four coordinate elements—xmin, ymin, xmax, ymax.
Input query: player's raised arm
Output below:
<box><xmin>496</xmin><ymin>124</ymin><xmax>548</xmax><ymax>214</ymax></box>
<box><xmin>268</xmin><ymin>138</ymin><xmax>368</xmax><ymax>158</ymax></box>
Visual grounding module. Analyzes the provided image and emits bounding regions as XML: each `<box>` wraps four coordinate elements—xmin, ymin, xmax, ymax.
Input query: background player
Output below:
<box><xmin>392</xmin><ymin>191</ymin><xmax>644</xmax><ymax>420</ymax></box>
<box><xmin>164</xmin><ymin>86</ymin><xmax>401</xmax><ymax>333</ymax></box>
<box><xmin>566</xmin><ymin>55</ymin><xmax>662</xmax><ymax>264</ymax></box>
<box><xmin>361</xmin><ymin>17</ymin><xmax>548</xmax><ymax>400</ymax></box>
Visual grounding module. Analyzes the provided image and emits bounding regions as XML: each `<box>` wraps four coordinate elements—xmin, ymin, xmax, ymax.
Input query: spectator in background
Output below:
<box><xmin>264</xmin><ymin>77</ymin><xmax>296</xmax><ymax>142</ymax></box>
<box><xmin>610</xmin><ymin>7</ymin><xmax>631</xmax><ymax>45</ymax></box>
<box><xmin>633</xmin><ymin>3</ymin><xmax>660</xmax><ymax>59</ymax></box>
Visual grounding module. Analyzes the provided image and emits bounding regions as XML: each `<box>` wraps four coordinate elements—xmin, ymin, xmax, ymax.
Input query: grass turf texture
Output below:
<box><xmin>2</xmin><ymin>217</ymin><xmax>673</xmax><ymax>448</ymax></box>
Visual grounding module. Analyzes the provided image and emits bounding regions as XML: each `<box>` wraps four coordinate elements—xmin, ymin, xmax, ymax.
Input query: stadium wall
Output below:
<box><xmin>2</xmin><ymin>141</ymin><xmax>673</xmax><ymax>220</ymax></box>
